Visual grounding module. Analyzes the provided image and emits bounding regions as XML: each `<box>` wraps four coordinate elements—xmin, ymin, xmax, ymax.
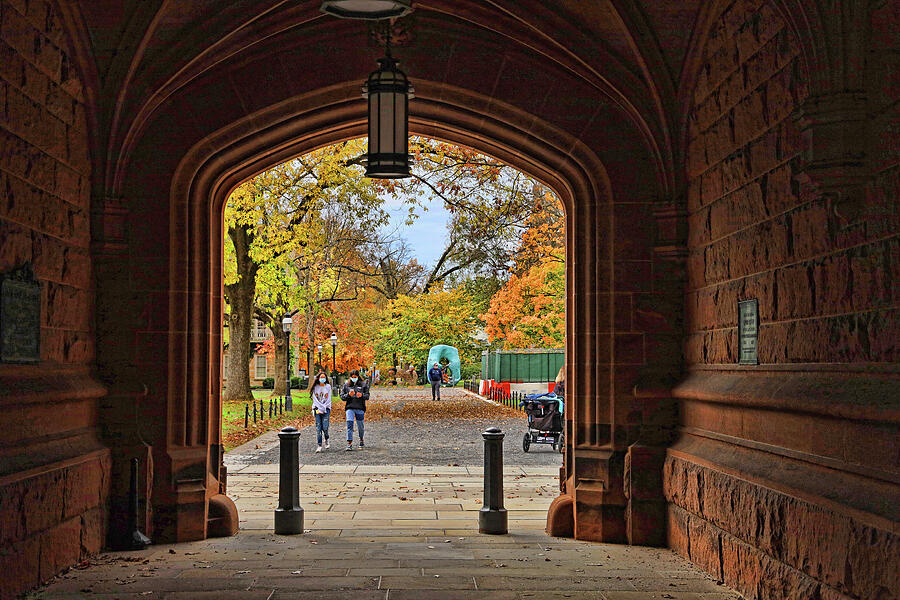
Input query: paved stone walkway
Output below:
<box><xmin>226</xmin><ymin>388</ymin><xmax>561</xmax><ymax>468</ymax></box>
<box><xmin>27</xmin><ymin>389</ymin><xmax>743</xmax><ymax>599</ymax></box>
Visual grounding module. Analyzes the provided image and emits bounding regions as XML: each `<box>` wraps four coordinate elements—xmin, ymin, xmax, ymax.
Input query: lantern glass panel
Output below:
<box><xmin>379</xmin><ymin>98</ymin><xmax>393</xmax><ymax>153</ymax></box>
<box><xmin>394</xmin><ymin>94</ymin><xmax>406</xmax><ymax>150</ymax></box>
<box><xmin>320</xmin><ymin>0</ymin><xmax>411</xmax><ymax>19</ymax></box>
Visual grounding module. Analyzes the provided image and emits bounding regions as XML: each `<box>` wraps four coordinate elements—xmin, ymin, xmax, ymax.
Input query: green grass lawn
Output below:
<box><xmin>222</xmin><ymin>392</ymin><xmax>315</xmax><ymax>451</ymax></box>
<box><xmin>227</xmin><ymin>393</ymin><xmax>314</xmax><ymax>420</ymax></box>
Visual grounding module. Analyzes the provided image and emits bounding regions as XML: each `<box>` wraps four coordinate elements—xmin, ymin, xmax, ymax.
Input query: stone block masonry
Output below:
<box><xmin>674</xmin><ymin>0</ymin><xmax>900</xmax><ymax>598</ymax></box>
<box><xmin>0</xmin><ymin>1</ymin><xmax>108</xmax><ymax>599</ymax></box>
<box><xmin>684</xmin><ymin>0</ymin><xmax>898</xmax><ymax>366</ymax></box>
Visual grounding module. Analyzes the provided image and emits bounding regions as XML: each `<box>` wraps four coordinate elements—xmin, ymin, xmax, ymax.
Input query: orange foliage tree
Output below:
<box><xmin>483</xmin><ymin>194</ymin><xmax>566</xmax><ymax>348</ymax></box>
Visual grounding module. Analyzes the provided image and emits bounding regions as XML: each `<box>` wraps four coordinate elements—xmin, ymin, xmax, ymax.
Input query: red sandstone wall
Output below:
<box><xmin>684</xmin><ymin>4</ymin><xmax>897</xmax><ymax>366</ymax></box>
<box><xmin>0</xmin><ymin>1</ymin><xmax>108</xmax><ymax>598</ymax></box>
<box><xmin>673</xmin><ymin>0</ymin><xmax>899</xmax><ymax>598</ymax></box>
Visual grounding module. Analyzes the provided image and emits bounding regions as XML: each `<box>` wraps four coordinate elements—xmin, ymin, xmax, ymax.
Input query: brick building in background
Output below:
<box><xmin>0</xmin><ymin>1</ymin><xmax>896</xmax><ymax>599</ymax></box>
<box><xmin>221</xmin><ymin>318</ymin><xmax>294</xmax><ymax>389</ymax></box>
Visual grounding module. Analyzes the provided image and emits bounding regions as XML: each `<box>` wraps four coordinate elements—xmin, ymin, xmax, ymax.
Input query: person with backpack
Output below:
<box><xmin>340</xmin><ymin>369</ymin><xmax>369</xmax><ymax>450</ymax></box>
<box><xmin>309</xmin><ymin>370</ymin><xmax>331</xmax><ymax>453</ymax></box>
<box><xmin>428</xmin><ymin>362</ymin><xmax>443</xmax><ymax>401</ymax></box>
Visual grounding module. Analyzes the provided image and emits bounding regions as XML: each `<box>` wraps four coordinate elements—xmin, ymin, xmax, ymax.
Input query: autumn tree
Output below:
<box><xmin>482</xmin><ymin>195</ymin><xmax>566</xmax><ymax>348</ymax></box>
<box><xmin>223</xmin><ymin>140</ymin><xmax>384</xmax><ymax>401</ymax></box>
<box><xmin>404</xmin><ymin>138</ymin><xmax>548</xmax><ymax>288</ymax></box>
<box><xmin>374</xmin><ymin>286</ymin><xmax>482</xmax><ymax>371</ymax></box>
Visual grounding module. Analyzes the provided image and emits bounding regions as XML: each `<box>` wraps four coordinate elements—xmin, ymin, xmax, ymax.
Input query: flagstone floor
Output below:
<box><xmin>27</xmin><ymin>391</ymin><xmax>743</xmax><ymax>599</ymax></box>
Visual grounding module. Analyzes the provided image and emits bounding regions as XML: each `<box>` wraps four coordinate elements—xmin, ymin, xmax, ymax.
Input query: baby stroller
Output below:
<box><xmin>520</xmin><ymin>394</ymin><xmax>564</xmax><ymax>453</ymax></box>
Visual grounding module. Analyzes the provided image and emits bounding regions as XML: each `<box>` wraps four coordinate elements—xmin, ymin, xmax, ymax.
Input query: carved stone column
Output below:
<box><xmin>92</xmin><ymin>195</ymin><xmax>155</xmax><ymax>547</ymax></box>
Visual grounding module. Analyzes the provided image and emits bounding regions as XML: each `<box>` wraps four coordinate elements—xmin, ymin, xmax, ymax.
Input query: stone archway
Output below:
<box><xmin>168</xmin><ymin>82</ymin><xmax>613</xmax><ymax>542</ymax></box>
<box><xmin>97</xmin><ymin>76</ymin><xmax>684</xmax><ymax>547</ymax></box>
<box><xmin>77</xmin><ymin>4</ymin><xmax>683</xmax><ymax>549</ymax></box>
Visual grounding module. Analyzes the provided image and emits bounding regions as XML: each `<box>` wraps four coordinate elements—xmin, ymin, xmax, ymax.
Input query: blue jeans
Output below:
<box><xmin>346</xmin><ymin>409</ymin><xmax>365</xmax><ymax>441</ymax></box>
<box><xmin>315</xmin><ymin>409</ymin><xmax>330</xmax><ymax>445</ymax></box>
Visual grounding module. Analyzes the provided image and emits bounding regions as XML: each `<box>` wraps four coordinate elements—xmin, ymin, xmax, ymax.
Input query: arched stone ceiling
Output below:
<box><xmin>68</xmin><ymin>0</ymin><xmax>711</xmax><ymax>196</ymax></box>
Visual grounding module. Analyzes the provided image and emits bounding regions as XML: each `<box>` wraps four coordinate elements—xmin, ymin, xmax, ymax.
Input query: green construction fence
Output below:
<box><xmin>480</xmin><ymin>349</ymin><xmax>564</xmax><ymax>383</ymax></box>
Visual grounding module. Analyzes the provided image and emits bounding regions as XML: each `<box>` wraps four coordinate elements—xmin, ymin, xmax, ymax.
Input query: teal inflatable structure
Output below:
<box><xmin>427</xmin><ymin>345</ymin><xmax>461</xmax><ymax>386</ymax></box>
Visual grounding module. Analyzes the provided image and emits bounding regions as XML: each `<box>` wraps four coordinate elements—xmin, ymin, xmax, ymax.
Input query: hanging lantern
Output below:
<box><xmin>362</xmin><ymin>46</ymin><xmax>414</xmax><ymax>179</ymax></box>
<box><xmin>320</xmin><ymin>0</ymin><xmax>411</xmax><ymax>20</ymax></box>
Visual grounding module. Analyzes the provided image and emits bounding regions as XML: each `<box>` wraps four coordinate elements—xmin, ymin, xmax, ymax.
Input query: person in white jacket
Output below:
<box><xmin>309</xmin><ymin>370</ymin><xmax>332</xmax><ymax>452</ymax></box>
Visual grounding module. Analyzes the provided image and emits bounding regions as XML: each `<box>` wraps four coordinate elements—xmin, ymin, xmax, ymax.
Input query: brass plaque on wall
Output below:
<box><xmin>1</xmin><ymin>265</ymin><xmax>41</xmax><ymax>363</ymax></box>
<box><xmin>738</xmin><ymin>299</ymin><xmax>759</xmax><ymax>365</ymax></box>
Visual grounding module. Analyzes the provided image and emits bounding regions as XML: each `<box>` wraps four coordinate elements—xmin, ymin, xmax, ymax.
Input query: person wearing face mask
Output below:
<box><xmin>309</xmin><ymin>370</ymin><xmax>332</xmax><ymax>453</ymax></box>
<box><xmin>340</xmin><ymin>369</ymin><xmax>369</xmax><ymax>450</ymax></box>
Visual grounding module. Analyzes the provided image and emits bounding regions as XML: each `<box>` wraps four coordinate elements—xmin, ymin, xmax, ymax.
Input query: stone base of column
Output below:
<box><xmin>625</xmin><ymin>443</ymin><xmax>667</xmax><ymax>546</ymax></box>
<box><xmin>208</xmin><ymin>494</ymin><xmax>239</xmax><ymax>537</ymax></box>
<box><xmin>574</xmin><ymin>486</ymin><xmax>627</xmax><ymax>543</ymax></box>
<box><xmin>546</xmin><ymin>494</ymin><xmax>574</xmax><ymax>537</ymax></box>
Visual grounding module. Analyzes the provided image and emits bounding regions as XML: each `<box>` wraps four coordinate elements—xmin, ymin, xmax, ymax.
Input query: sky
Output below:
<box><xmin>381</xmin><ymin>192</ymin><xmax>450</xmax><ymax>267</ymax></box>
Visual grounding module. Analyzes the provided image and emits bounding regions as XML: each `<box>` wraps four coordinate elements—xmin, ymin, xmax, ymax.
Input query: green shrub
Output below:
<box><xmin>262</xmin><ymin>377</ymin><xmax>275</xmax><ymax>389</ymax></box>
<box><xmin>460</xmin><ymin>363</ymin><xmax>481</xmax><ymax>380</ymax></box>
<box><xmin>291</xmin><ymin>376</ymin><xmax>301</xmax><ymax>389</ymax></box>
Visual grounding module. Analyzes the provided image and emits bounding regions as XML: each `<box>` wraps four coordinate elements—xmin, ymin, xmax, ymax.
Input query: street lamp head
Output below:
<box><xmin>320</xmin><ymin>0</ymin><xmax>411</xmax><ymax>20</ymax></box>
<box><xmin>330</xmin><ymin>332</ymin><xmax>338</xmax><ymax>346</ymax></box>
<box><xmin>281</xmin><ymin>316</ymin><xmax>292</xmax><ymax>333</ymax></box>
<box><xmin>317</xmin><ymin>344</ymin><xmax>323</xmax><ymax>353</ymax></box>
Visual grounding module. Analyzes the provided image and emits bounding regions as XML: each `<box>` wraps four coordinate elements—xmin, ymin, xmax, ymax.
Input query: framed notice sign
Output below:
<box><xmin>738</xmin><ymin>299</ymin><xmax>759</xmax><ymax>365</ymax></box>
<box><xmin>1</xmin><ymin>265</ymin><xmax>41</xmax><ymax>363</ymax></box>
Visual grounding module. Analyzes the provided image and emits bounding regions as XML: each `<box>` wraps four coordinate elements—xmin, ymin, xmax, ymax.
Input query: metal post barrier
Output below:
<box><xmin>274</xmin><ymin>426</ymin><xmax>304</xmax><ymax>534</ymax></box>
<box><xmin>269</xmin><ymin>399</ymin><xmax>273</xmax><ymax>418</ymax></box>
<box><xmin>245</xmin><ymin>404</ymin><xmax>249</xmax><ymax>429</ymax></box>
<box><xmin>260</xmin><ymin>399</ymin><xmax>264</xmax><ymax>420</ymax></box>
<box><xmin>253</xmin><ymin>401</ymin><xmax>257</xmax><ymax>424</ymax></box>
<box><xmin>479</xmin><ymin>427</ymin><xmax>507</xmax><ymax>534</ymax></box>
<box><xmin>128</xmin><ymin>457</ymin><xmax>151</xmax><ymax>549</ymax></box>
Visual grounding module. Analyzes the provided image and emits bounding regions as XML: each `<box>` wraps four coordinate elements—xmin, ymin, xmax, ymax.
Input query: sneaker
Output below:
<box><xmin>359</xmin><ymin>439</ymin><xmax>365</xmax><ymax>448</ymax></box>
<box><xmin>324</xmin><ymin>441</ymin><xmax>330</xmax><ymax>449</ymax></box>
<box><xmin>315</xmin><ymin>446</ymin><xmax>322</xmax><ymax>453</ymax></box>
<box><xmin>345</xmin><ymin>443</ymin><xmax>353</xmax><ymax>451</ymax></box>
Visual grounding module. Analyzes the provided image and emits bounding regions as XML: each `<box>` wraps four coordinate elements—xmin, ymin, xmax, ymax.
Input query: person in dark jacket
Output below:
<box><xmin>340</xmin><ymin>369</ymin><xmax>369</xmax><ymax>450</ymax></box>
<box><xmin>428</xmin><ymin>362</ymin><xmax>443</xmax><ymax>401</ymax></box>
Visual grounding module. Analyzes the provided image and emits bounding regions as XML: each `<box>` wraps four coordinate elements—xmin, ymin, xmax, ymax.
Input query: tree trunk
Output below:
<box><xmin>271</xmin><ymin>326</ymin><xmax>288</xmax><ymax>397</ymax></box>
<box><xmin>223</xmin><ymin>225</ymin><xmax>258</xmax><ymax>403</ymax></box>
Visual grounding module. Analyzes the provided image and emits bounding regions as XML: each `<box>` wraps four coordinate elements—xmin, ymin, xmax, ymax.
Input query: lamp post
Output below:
<box><xmin>317</xmin><ymin>344</ymin><xmax>323</xmax><ymax>373</ymax></box>
<box><xmin>330</xmin><ymin>332</ymin><xmax>338</xmax><ymax>395</ymax></box>
<box><xmin>282</xmin><ymin>316</ymin><xmax>293</xmax><ymax>411</ymax></box>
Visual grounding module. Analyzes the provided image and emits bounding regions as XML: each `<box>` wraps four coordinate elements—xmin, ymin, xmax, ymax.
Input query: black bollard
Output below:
<box><xmin>269</xmin><ymin>399</ymin><xmax>273</xmax><ymax>418</ymax></box>
<box><xmin>253</xmin><ymin>401</ymin><xmax>257</xmax><ymax>424</ymax></box>
<box><xmin>479</xmin><ymin>427</ymin><xmax>508</xmax><ymax>534</ymax></box>
<box><xmin>128</xmin><ymin>458</ymin><xmax>151</xmax><ymax>549</ymax></box>
<box><xmin>245</xmin><ymin>403</ymin><xmax>249</xmax><ymax>429</ymax></box>
<box><xmin>260</xmin><ymin>399</ymin><xmax>264</xmax><ymax>420</ymax></box>
<box><xmin>274</xmin><ymin>426</ymin><xmax>304</xmax><ymax>534</ymax></box>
